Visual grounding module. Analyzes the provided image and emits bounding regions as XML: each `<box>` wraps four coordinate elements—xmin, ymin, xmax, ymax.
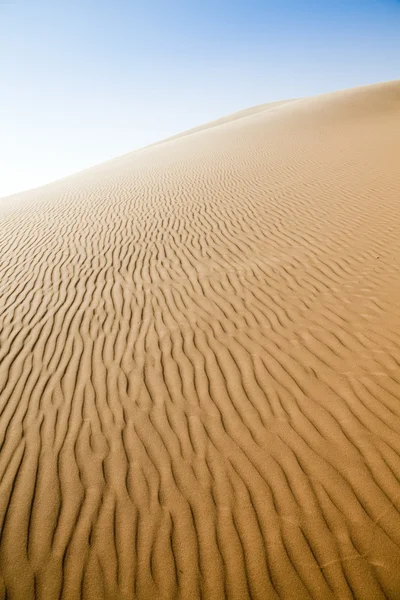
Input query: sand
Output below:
<box><xmin>1</xmin><ymin>81</ymin><xmax>400</xmax><ymax>599</ymax></box>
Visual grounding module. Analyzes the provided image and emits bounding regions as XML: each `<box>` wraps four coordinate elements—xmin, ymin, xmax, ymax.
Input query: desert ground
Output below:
<box><xmin>1</xmin><ymin>81</ymin><xmax>400</xmax><ymax>599</ymax></box>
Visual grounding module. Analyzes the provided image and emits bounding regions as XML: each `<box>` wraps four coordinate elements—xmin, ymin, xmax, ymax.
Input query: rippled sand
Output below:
<box><xmin>1</xmin><ymin>81</ymin><xmax>400</xmax><ymax>599</ymax></box>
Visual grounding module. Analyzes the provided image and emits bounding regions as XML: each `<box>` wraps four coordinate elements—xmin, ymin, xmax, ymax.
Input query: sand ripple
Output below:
<box><xmin>1</xmin><ymin>81</ymin><xmax>400</xmax><ymax>599</ymax></box>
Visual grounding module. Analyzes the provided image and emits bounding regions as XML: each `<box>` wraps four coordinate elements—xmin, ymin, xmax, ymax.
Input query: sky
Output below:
<box><xmin>0</xmin><ymin>0</ymin><xmax>399</xmax><ymax>199</ymax></box>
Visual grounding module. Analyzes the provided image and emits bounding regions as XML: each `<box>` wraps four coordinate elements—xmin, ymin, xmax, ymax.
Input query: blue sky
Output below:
<box><xmin>1</xmin><ymin>0</ymin><xmax>399</xmax><ymax>198</ymax></box>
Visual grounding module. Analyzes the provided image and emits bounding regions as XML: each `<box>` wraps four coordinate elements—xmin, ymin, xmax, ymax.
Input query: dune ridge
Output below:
<box><xmin>1</xmin><ymin>81</ymin><xmax>400</xmax><ymax>599</ymax></box>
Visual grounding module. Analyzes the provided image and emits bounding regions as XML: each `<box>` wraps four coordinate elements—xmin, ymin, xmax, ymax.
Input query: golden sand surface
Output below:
<box><xmin>1</xmin><ymin>81</ymin><xmax>400</xmax><ymax>599</ymax></box>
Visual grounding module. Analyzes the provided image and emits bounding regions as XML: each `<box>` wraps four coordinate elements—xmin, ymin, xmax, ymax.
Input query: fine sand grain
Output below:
<box><xmin>1</xmin><ymin>81</ymin><xmax>400</xmax><ymax>599</ymax></box>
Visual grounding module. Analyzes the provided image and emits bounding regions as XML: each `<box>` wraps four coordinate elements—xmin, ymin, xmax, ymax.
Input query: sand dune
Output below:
<box><xmin>1</xmin><ymin>81</ymin><xmax>400</xmax><ymax>599</ymax></box>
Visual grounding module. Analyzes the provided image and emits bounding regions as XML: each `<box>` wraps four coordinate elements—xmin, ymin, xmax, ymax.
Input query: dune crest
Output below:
<box><xmin>1</xmin><ymin>81</ymin><xmax>400</xmax><ymax>599</ymax></box>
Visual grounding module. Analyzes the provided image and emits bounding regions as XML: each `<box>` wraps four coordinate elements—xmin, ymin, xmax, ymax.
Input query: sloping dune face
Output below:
<box><xmin>1</xmin><ymin>82</ymin><xmax>400</xmax><ymax>600</ymax></box>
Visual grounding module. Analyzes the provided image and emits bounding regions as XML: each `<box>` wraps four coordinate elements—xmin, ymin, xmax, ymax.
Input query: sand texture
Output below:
<box><xmin>1</xmin><ymin>81</ymin><xmax>400</xmax><ymax>599</ymax></box>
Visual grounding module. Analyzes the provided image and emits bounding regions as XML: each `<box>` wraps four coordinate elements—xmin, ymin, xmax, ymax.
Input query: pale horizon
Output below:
<box><xmin>1</xmin><ymin>0</ymin><xmax>399</xmax><ymax>199</ymax></box>
<box><xmin>1</xmin><ymin>77</ymin><xmax>394</xmax><ymax>200</ymax></box>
